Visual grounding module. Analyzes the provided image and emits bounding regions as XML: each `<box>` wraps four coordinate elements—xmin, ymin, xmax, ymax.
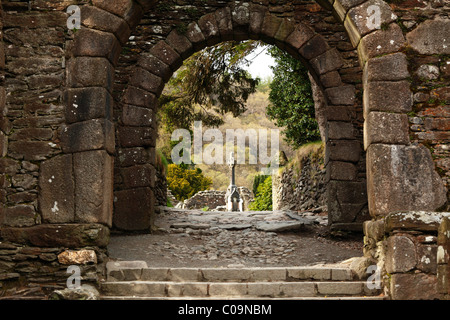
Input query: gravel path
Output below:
<box><xmin>107</xmin><ymin>207</ymin><xmax>364</xmax><ymax>268</ymax></box>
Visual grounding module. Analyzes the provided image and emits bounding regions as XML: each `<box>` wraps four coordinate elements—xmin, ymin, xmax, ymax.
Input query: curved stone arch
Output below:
<box><xmin>111</xmin><ymin>5</ymin><xmax>365</xmax><ymax>231</ymax></box>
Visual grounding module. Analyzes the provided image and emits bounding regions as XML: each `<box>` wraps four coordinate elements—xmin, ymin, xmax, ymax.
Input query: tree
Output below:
<box><xmin>166</xmin><ymin>163</ymin><xmax>213</xmax><ymax>201</ymax></box>
<box><xmin>266</xmin><ymin>46</ymin><xmax>320</xmax><ymax>149</ymax></box>
<box><xmin>159</xmin><ymin>41</ymin><xmax>262</xmax><ymax>133</ymax></box>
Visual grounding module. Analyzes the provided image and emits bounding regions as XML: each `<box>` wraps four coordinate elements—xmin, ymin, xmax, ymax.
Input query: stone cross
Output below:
<box><xmin>228</xmin><ymin>152</ymin><xmax>236</xmax><ymax>186</ymax></box>
<box><xmin>226</xmin><ymin>152</ymin><xmax>241</xmax><ymax>212</ymax></box>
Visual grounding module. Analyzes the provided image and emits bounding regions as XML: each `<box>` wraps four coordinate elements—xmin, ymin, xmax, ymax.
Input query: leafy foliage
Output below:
<box><xmin>266</xmin><ymin>46</ymin><xmax>320</xmax><ymax>149</ymax></box>
<box><xmin>252</xmin><ymin>174</ymin><xmax>270</xmax><ymax>197</ymax></box>
<box><xmin>159</xmin><ymin>41</ymin><xmax>262</xmax><ymax>132</ymax></box>
<box><xmin>166</xmin><ymin>164</ymin><xmax>213</xmax><ymax>201</ymax></box>
<box><xmin>249</xmin><ymin>176</ymin><xmax>272</xmax><ymax>211</ymax></box>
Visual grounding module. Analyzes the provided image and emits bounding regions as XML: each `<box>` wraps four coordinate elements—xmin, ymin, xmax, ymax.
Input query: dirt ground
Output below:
<box><xmin>107</xmin><ymin>208</ymin><xmax>364</xmax><ymax>268</ymax></box>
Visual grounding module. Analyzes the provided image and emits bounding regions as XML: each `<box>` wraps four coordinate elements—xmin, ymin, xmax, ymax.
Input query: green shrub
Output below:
<box><xmin>252</xmin><ymin>174</ymin><xmax>270</xmax><ymax>197</ymax></box>
<box><xmin>166</xmin><ymin>164</ymin><xmax>212</xmax><ymax>201</ymax></box>
<box><xmin>249</xmin><ymin>176</ymin><xmax>272</xmax><ymax>211</ymax></box>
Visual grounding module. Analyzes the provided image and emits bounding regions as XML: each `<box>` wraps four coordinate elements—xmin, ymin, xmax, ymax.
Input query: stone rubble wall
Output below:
<box><xmin>273</xmin><ymin>145</ymin><xmax>327</xmax><ymax>213</ymax></box>
<box><xmin>182</xmin><ymin>190</ymin><xmax>227</xmax><ymax>210</ymax></box>
<box><xmin>181</xmin><ymin>187</ymin><xmax>253</xmax><ymax>211</ymax></box>
<box><xmin>154</xmin><ymin>169</ymin><xmax>167</xmax><ymax>207</ymax></box>
<box><xmin>363</xmin><ymin>212</ymin><xmax>450</xmax><ymax>300</ymax></box>
<box><xmin>0</xmin><ymin>222</ymin><xmax>110</xmax><ymax>299</ymax></box>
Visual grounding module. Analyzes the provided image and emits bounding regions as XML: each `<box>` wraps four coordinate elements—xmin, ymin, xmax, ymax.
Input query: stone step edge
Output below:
<box><xmin>100</xmin><ymin>281</ymin><xmax>380</xmax><ymax>298</ymax></box>
<box><xmin>106</xmin><ymin>266</ymin><xmax>357</xmax><ymax>282</ymax></box>
<box><xmin>100</xmin><ymin>296</ymin><xmax>386</xmax><ymax>300</ymax></box>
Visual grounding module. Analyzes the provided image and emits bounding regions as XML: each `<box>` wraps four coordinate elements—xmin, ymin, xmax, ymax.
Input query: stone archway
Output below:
<box><xmin>0</xmin><ymin>0</ymin><xmax>448</xmax><ymax>300</ymax></box>
<box><xmin>111</xmin><ymin>5</ymin><xmax>367</xmax><ymax>232</ymax></box>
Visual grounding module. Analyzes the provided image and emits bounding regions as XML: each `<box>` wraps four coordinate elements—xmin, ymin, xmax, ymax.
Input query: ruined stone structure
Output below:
<box><xmin>0</xmin><ymin>0</ymin><xmax>449</xmax><ymax>299</ymax></box>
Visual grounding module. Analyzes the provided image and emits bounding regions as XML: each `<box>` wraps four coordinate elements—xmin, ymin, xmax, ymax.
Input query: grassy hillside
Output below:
<box><xmin>196</xmin><ymin>91</ymin><xmax>294</xmax><ymax>192</ymax></box>
<box><xmin>157</xmin><ymin>90</ymin><xmax>295</xmax><ymax>193</ymax></box>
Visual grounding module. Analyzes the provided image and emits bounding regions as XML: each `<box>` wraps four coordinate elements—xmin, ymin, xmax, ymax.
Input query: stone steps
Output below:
<box><xmin>102</xmin><ymin>296</ymin><xmax>385</xmax><ymax>300</ymax></box>
<box><xmin>100</xmin><ymin>261</ymin><xmax>384</xmax><ymax>300</ymax></box>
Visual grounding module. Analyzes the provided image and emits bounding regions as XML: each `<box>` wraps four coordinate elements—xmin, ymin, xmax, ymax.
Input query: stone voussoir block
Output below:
<box><xmin>64</xmin><ymin>87</ymin><xmax>113</xmax><ymax>124</ymax></box>
<box><xmin>320</xmin><ymin>71</ymin><xmax>343</xmax><ymax>88</ymax></box>
<box><xmin>231</xmin><ymin>2</ymin><xmax>250</xmax><ymax>28</ymax></box>
<box><xmin>363</xmin><ymin>52</ymin><xmax>410</xmax><ymax>82</ymax></box>
<box><xmin>310</xmin><ymin>48</ymin><xmax>344</xmax><ymax>76</ymax></box>
<box><xmin>248</xmin><ymin>4</ymin><xmax>266</xmax><ymax>38</ymax></box>
<box><xmin>122</xmin><ymin>104</ymin><xmax>154</xmax><ymax>128</ymax></box>
<box><xmin>357</xmin><ymin>23</ymin><xmax>406</xmax><ymax>67</ymax></box>
<box><xmin>185</xmin><ymin>22</ymin><xmax>207</xmax><ymax>51</ymax></box>
<box><xmin>137</xmin><ymin>53</ymin><xmax>173</xmax><ymax>82</ymax></box>
<box><xmin>198</xmin><ymin>12</ymin><xmax>221</xmax><ymax>46</ymax></box>
<box><xmin>91</xmin><ymin>0</ymin><xmax>144</xmax><ymax>29</ymax></box>
<box><xmin>344</xmin><ymin>0</ymin><xmax>396</xmax><ymax>47</ymax></box>
<box><xmin>67</xmin><ymin>57</ymin><xmax>114</xmax><ymax>90</ymax></box>
<box><xmin>364</xmin><ymin>111</ymin><xmax>410</xmax><ymax>148</ymax></box>
<box><xmin>363</xmin><ymin>80</ymin><xmax>413</xmax><ymax>116</ymax></box>
<box><xmin>61</xmin><ymin>119</ymin><xmax>115</xmax><ymax>154</ymax></box>
<box><xmin>122</xmin><ymin>85</ymin><xmax>157</xmax><ymax>108</ymax></box>
<box><xmin>299</xmin><ymin>35</ymin><xmax>330</xmax><ymax>61</ymax></box>
<box><xmin>117</xmin><ymin>126</ymin><xmax>156</xmax><ymax>148</ymax></box>
<box><xmin>285</xmin><ymin>23</ymin><xmax>315</xmax><ymax>52</ymax></box>
<box><xmin>129</xmin><ymin>67</ymin><xmax>164</xmax><ymax>96</ymax></box>
<box><xmin>149</xmin><ymin>40</ymin><xmax>182</xmax><ymax>72</ymax></box>
<box><xmin>333</xmin><ymin>0</ymin><xmax>366</xmax><ymax>22</ymax></box>
<box><xmin>165</xmin><ymin>30</ymin><xmax>194</xmax><ymax>60</ymax></box>
<box><xmin>215</xmin><ymin>7</ymin><xmax>233</xmax><ymax>41</ymax></box>
<box><xmin>72</xmin><ymin>28</ymin><xmax>122</xmax><ymax>66</ymax></box>
<box><xmin>367</xmin><ymin>145</ymin><xmax>448</xmax><ymax>217</ymax></box>
<box><xmin>325</xmin><ymin>85</ymin><xmax>356</xmax><ymax>106</ymax></box>
<box><xmin>260</xmin><ymin>12</ymin><xmax>283</xmax><ymax>43</ymax></box>
<box><xmin>80</xmin><ymin>5</ymin><xmax>131</xmax><ymax>45</ymax></box>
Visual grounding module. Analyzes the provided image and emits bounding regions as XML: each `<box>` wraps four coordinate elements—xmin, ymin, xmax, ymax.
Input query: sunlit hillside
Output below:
<box><xmin>195</xmin><ymin>91</ymin><xmax>295</xmax><ymax>192</ymax></box>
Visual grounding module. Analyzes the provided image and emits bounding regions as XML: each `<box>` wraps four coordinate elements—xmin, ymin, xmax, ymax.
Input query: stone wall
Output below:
<box><xmin>273</xmin><ymin>144</ymin><xmax>327</xmax><ymax>213</ymax></box>
<box><xmin>181</xmin><ymin>187</ymin><xmax>253</xmax><ymax>211</ymax></box>
<box><xmin>0</xmin><ymin>223</ymin><xmax>109</xmax><ymax>299</ymax></box>
<box><xmin>182</xmin><ymin>190</ymin><xmax>227</xmax><ymax>210</ymax></box>
<box><xmin>363</xmin><ymin>212</ymin><xmax>450</xmax><ymax>300</ymax></box>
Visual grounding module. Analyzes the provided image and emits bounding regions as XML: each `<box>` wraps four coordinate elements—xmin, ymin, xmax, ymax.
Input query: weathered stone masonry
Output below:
<box><xmin>0</xmin><ymin>0</ymin><xmax>448</xmax><ymax>299</ymax></box>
